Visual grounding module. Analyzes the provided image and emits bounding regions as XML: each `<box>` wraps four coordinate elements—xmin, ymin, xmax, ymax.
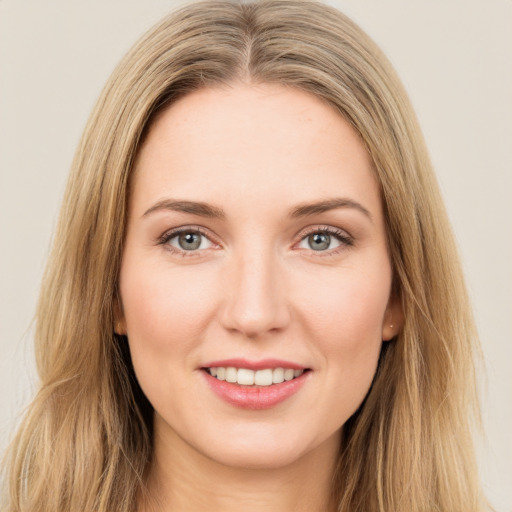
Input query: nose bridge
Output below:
<box><xmin>221</xmin><ymin>238</ymin><xmax>290</xmax><ymax>338</ymax></box>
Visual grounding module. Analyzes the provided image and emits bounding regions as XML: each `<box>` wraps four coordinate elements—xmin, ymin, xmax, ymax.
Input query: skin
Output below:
<box><xmin>116</xmin><ymin>83</ymin><xmax>401</xmax><ymax>512</ymax></box>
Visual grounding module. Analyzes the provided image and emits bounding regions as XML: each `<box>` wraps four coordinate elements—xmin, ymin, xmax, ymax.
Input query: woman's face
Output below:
<box><xmin>118</xmin><ymin>83</ymin><xmax>399</xmax><ymax>469</ymax></box>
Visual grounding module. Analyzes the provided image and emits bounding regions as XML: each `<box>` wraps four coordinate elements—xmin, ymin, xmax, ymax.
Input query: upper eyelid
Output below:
<box><xmin>159</xmin><ymin>225</ymin><xmax>217</xmax><ymax>242</ymax></box>
<box><xmin>297</xmin><ymin>224</ymin><xmax>351</xmax><ymax>237</ymax></box>
<box><xmin>295</xmin><ymin>224</ymin><xmax>354</xmax><ymax>244</ymax></box>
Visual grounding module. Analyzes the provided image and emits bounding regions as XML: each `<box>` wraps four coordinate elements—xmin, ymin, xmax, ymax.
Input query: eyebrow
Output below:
<box><xmin>142</xmin><ymin>197</ymin><xmax>372</xmax><ymax>221</ymax></box>
<box><xmin>289</xmin><ymin>198</ymin><xmax>372</xmax><ymax>221</ymax></box>
<box><xmin>143</xmin><ymin>199</ymin><xmax>226</xmax><ymax>219</ymax></box>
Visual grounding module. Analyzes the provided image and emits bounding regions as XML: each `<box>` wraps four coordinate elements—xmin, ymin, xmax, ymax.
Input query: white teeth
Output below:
<box><xmin>225</xmin><ymin>367</ymin><xmax>237</xmax><ymax>383</ymax></box>
<box><xmin>237</xmin><ymin>368</ymin><xmax>255</xmax><ymax>385</ymax></box>
<box><xmin>208</xmin><ymin>366</ymin><xmax>306</xmax><ymax>386</ymax></box>
<box><xmin>254</xmin><ymin>369</ymin><xmax>273</xmax><ymax>386</ymax></box>
<box><xmin>272</xmin><ymin>367</ymin><xmax>284</xmax><ymax>384</ymax></box>
<box><xmin>284</xmin><ymin>369</ymin><xmax>295</xmax><ymax>381</ymax></box>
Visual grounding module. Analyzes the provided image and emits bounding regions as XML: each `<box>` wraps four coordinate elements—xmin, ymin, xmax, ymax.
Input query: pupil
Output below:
<box><xmin>179</xmin><ymin>232</ymin><xmax>201</xmax><ymax>250</ymax></box>
<box><xmin>309</xmin><ymin>233</ymin><xmax>330</xmax><ymax>251</ymax></box>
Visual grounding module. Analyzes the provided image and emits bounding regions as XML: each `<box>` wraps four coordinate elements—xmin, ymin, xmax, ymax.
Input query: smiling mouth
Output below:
<box><xmin>204</xmin><ymin>367</ymin><xmax>309</xmax><ymax>386</ymax></box>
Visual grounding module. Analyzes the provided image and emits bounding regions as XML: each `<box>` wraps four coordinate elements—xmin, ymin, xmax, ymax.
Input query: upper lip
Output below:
<box><xmin>201</xmin><ymin>358</ymin><xmax>308</xmax><ymax>371</ymax></box>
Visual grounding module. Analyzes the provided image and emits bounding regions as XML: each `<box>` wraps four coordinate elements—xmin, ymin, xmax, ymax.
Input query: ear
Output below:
<box><xmin>113</xmin><ymin>295</ymin><xmax>127</xmax><ymax>335</ymax></box>
<box><xmin>381</xmin><ymin>292</ymin><xmax>403</xmax><ymax>342</ymax></box>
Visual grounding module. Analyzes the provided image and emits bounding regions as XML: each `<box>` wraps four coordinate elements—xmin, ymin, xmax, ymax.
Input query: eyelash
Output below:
<box><xmin>299</xmin><ymin>226</ymin><xmax>354</xmax><ymax>256</ymax></box>
<box><xmin>157</xmin><ymin>226</ymin><xmax>216</xmax><ymax>258</ymax></box>
<box><xmin>157</xmin><ymin>225</ymin><xmax>354</xmax><ymax>258</ymax></box>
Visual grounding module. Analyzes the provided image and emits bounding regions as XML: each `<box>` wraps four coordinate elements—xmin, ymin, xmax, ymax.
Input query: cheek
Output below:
<box><xmin>119</xmin><ymin>259</ymin><xmax>219</xmax><ymax>360</ymax></box>
<box><xmin>118</xmin><ymin>259</ymin><xmax>223</xmax><ymax>418</ymax></box>
<box><xmin>293</xmin><ymin>263</ymin><xmax>391</xmax><ymax>399</ymax></box>
<box><xmin>297</xmin><ymin>265</ymin><xmax>391</xmax><ymax>345</ymax></box>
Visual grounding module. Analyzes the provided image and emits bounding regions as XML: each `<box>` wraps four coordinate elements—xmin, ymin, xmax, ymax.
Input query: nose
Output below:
<box><xmin>219</xmin><ymin>247</ymin><xmax>291</xmax><ymax>339</ymax></box>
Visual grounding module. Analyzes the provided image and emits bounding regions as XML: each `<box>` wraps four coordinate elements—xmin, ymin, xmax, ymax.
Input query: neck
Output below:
<box><xmin>140</xmin><ymin>425</ymin><xmax>340</xmax><ymax>512</ymax></box>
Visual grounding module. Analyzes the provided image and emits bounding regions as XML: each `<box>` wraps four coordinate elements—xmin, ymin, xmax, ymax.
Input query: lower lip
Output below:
<box><xmin>202</xmin><ymin>370</ymin><xmax>309</xmax><ymax>410</ymax></box>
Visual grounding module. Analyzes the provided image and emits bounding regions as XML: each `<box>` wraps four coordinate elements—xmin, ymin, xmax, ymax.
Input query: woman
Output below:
<box><xmin>1</xmin><ymin>1</ymin><xmax>486</xmax><ymax>510</ymax></box>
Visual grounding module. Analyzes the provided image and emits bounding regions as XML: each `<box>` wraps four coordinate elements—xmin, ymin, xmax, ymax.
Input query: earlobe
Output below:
<box><xmin>381</xmin><ymin>294</ymin><xmax>403</xmax><ymax>341</ymax></box>
<box><xmin>113</xmin><ymin>296</ymin><xmax>127</xmax><ymax>335</ymax></box>
<box><xmin>382</xmin><ymin>323</ymin><xmax>396</xmax><ymax>341</ymax></box>
<box><xmin>114</xmin><ymin>320</ymin><xmax>126</xmax><ymax>335</ymax></box>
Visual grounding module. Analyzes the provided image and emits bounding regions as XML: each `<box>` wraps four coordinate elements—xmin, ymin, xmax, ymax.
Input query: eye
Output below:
<box><xmin>161</xmin><ymin>228</ymin><xmax>215</xmax><ymax>253</ymax></box>
<box><xmin>297</xmin><ymin>227</ymin><xmax>353</xmax><ymax>253</ymax></box>
<box><xmin>298</xmin><ymin>232</ymin><xmax>340</xmax><ymax>251</ymax></box>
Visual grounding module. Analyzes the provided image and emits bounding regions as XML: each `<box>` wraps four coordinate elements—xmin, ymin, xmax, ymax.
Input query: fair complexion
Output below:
<box><xmin>116</xmin><ymin>83</ymin><xmax>400</xmax><ymax>512</ymax></box>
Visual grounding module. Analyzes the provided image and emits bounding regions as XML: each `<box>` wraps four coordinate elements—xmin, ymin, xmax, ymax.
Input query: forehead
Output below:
<box><xmin>131</xmin><ymin>83</ymin><xmax>381</xmax><ymax>221</ymax></box>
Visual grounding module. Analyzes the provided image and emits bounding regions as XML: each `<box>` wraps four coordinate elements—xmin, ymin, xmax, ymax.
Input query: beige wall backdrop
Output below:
<box><xmin>1</xmin><ymin>0</ymin><xmax>511</xmax><ymax>509</ymax></box>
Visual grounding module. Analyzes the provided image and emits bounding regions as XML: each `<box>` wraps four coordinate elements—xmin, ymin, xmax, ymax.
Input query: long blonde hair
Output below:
<box><xmin>2</xmin><ymin>1</ymin><xmax>485</xmax><ymax>510</ymax></box>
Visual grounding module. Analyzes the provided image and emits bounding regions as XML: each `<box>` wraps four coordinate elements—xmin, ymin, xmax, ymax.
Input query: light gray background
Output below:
<box><xmin>1</xmin><ymin>1</ymin><xmax>511</xmax><ymax>509</ymax></box>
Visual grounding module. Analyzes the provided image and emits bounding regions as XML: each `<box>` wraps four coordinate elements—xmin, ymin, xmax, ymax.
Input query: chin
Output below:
<box><xmin>195</xmin><ymin>425</ymin><xmax>340</xmax><ymax>471</ymax></box>
<box><xmin>204</xmin><ymin>443</ymin><xmax>309</xmax><ymax>471</ymax></box>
